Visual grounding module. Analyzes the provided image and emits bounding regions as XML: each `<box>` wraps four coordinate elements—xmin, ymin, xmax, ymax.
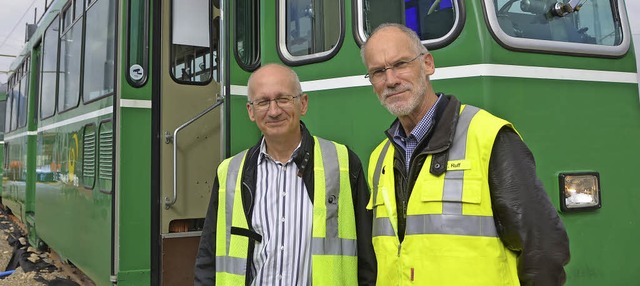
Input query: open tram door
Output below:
<box><xmin>153</xmin><ymin>0</ymin><xmax>224</xmax><ymax>284</ymax></box>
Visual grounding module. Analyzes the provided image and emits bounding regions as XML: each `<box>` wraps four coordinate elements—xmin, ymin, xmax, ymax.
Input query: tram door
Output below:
<box><xmin>159</xmin><ymin>0</ymin><xmax>221</xmax><ymax>285</ymax></box>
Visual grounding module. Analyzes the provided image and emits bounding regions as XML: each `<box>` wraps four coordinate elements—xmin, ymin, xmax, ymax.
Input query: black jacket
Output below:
<box><xmin>386</xmin><ymin>95</ymin><xmax>570</xmax><ymax>286</ymax></box>
<box><xmin>194</xmin><ymin>124</ymin><xmax>376</xmax><ymax>285</ymax></box>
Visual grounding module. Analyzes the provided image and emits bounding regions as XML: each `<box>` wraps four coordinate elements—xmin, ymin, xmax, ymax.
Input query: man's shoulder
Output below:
<box><xmin>313</xmin><ymin>135</ymin><xmax>346</xmax><ymax>146</ymax></box>
<box><xmin>466</xmin><ymin>106</ymin><xmax>512</xmax><ymax>127</ymax></box>
<box><xmin>310</xmin><ymin>135</ymin><xmax>364</xmax><ymax>165</ymax></box>
<box><xmin>220</xmin><ymin>144</ymin><xmax>261</xmax><ymax>165</ymax></box>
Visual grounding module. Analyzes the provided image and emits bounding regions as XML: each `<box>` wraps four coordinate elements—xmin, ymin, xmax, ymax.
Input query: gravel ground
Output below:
<box><xmin>0</xmin><ymin>209</ymin><xmax>87</xmax><ymax>286</ymax></box>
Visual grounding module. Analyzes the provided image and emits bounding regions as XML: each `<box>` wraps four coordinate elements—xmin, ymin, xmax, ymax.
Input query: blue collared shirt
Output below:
<box><xmin>392</xmin><ymin>94</ymin><xmax>443</xmax><ymax>171</ymax></box>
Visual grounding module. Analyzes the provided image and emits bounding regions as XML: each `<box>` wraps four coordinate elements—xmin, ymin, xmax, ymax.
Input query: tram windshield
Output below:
<box><xmin>485</xmin><ymin>0</ymin><xmax>630</xmax><ymax>56</ymax></box>
<box><xmin>494</xmin><ymin>0</ymin><xmax>623</xmax><ymax>45</ymax></box>
<box><xmin>357</xmin><ymin>0</ymin><xmax>461</xmax><ymax>48</ymax></box>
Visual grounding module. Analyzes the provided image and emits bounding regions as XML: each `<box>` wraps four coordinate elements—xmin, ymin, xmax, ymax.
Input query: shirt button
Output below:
<box><xmin>277</xmin><ymin>275</ymin><xmax>282</xmax><ymax>280</ymax></box>
<box><xmin>280</xmin><ymin>217</ymin><xmax>285</xmax><ymax>222</ymax></box>
<box><xmin>281</xmin><ymin>191</ymin><xmax>286</xmax><ymax>196</ymax></box>
<box><xmin>280</xmin><ymin>245</ymin><xmax>284</xmax><ymax>251</ymax></box>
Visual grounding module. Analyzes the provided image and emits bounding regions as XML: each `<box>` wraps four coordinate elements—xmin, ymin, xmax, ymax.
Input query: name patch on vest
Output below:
<box><xmin>447</xmin><ymin>160</ymin><xmax>471</xmax><ymax>171</ymax></box>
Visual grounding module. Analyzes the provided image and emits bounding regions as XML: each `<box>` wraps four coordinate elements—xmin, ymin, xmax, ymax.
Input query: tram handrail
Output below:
<box><xmin>165</xmin><ymin>98</ymin><xmax>224</xmax><ymax>209</ymax></box>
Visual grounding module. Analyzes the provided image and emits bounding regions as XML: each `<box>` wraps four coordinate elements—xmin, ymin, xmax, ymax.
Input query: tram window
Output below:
<box><xmin>18</xmin><ymin>59</ymin><xmax>30</xmax><ymax>128</ymax></box>
<box><xmin>170</xmin><ymin>0</ymin><xmax>213</xmax><ymax>84</ymax></box>
<box><xmin>5</xmin><ymin>84</ymin><xmax>13</xmax><ymax>133</ymax></box>
<box><xmin>127</xmin><ymin>0</ymin><xmax>150</xmax><ymax>86</ymax></box>
<box><xmin>356</xmin><ymin>0</ymin><xmax>461</xmax><ymax>47</ymax></box>
<box><xmin>40</xmin><ymin>17</ymin><xmax>59</xmax><ymax>119</ymax></box>
<box><xmin>0</xmin><ymin>100</ymin><xmax>6</xmax><ymax>136</ymax></box>
<box><xmin>236</xmin><ymin>0</ymin><xmax>259</xmax><ymax>70</ymax></box>
<box><xmin>58</xmin><ymin>13</ymin><xmax>83</xmax><ymax>112</ymax></box>
<box><xmin>486</xmin><ymin>0</ymin><xmax>629</xmax><ymax>56</ymax></box>
<box><xmin>278</xmin><ymin>0</ymin><xmax>343</xmax><ymax>63</ymax></box>
<box><xmin>10</xmin><ymin>81</ymin><xmax>18</xmax><ymax>131</ymax></box>
<box><xmin>74</xmin><ymin>0</ymin><xmax>84</xmax><ymax>20</ymax></box>
<box><xmin>62</xmin><ymin>5</ymin><xmax>72</xmax><ymax>31</ymax></box>
<box><xmin>83</xmin><ymin>0</ymin><xmax>116</xmax><ymax>102</ymax></box>
<box><xmin>17</xmin><ymin>81</ymin><xmax>27</xmax><ymax>129</ymax></box>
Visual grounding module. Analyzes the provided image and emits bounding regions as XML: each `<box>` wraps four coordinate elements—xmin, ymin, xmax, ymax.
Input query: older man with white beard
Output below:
<box><xmin>360</xmin><ymin>23</ymin><xmax>570</xmax><ymax>286</ymax></box>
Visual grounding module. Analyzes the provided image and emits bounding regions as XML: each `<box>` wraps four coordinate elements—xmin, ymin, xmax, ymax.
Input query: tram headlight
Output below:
<box><xmin>559</xmin><ymin>172</ymin><xmax>601</xmax><ymax>212</ymax></box>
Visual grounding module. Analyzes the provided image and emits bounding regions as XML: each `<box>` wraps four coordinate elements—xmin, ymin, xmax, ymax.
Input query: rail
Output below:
<box><xmin>164</xmin><ymin>97</ymin><xmax>224</xmax><ymax>209</ymax></box>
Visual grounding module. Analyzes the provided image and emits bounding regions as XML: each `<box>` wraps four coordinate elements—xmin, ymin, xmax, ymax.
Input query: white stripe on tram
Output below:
<box><xmin>120</xmin><ymin>99</ymin><xmax>152</xmax><ymax>109</ymax></box>
<box><xmin>6</xmin><ymin>107</ymin><xmax>112</xmax><ymax>140</ymax></box>
<box><xmin>230</xmin><ymin>64</ymin><xmax>638</xmax><ymax>96</ymax></box>
<box><xmin>7</xmin><ymin>100</ymin><xmax>151</xmax><ymax>138</ymax></box>
<box><xmin>4</xmin><ymin>131</ymin><xmax>30</xmax><ymax>141</ymax></box>
<box><xmin>434</xmin><ymin>64</ymin><xmax>638</xmax><ymax>83</ymax></box>
<box><xmin>38</xmin><ymin>107</ymin><xmax>113</xmax><ymax>133</ymax></box>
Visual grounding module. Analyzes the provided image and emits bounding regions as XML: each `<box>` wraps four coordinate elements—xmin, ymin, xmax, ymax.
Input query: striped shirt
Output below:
<box><xmin>250</xmin><ymin>139</ymin><xmax>312</xmax><ymax>286</ymax></box>
<box><xmin>393</xmin><ymin>93</ymin><xmax>443</xmax><ymax>171</ymax></box>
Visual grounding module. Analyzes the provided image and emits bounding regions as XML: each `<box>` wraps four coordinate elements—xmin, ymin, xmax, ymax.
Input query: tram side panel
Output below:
<box><xmin>226</xmin><ymin>0</ymin><xmax>640</xmax><ymax>285</ymax></box>
<box><xmin>31</xmin><ymin>0</ymin><xmax>117</xmax><ymax>285</ymax></box>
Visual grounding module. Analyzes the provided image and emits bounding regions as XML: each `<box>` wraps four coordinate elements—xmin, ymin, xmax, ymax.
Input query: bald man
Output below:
<box><xmin>195</xmin><ymin>64</ymin><xmax>376</xmax><ymax>285</ymax></box>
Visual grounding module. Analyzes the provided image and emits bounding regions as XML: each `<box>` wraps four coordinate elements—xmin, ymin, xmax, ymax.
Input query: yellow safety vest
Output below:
<box><xmin>215</xmin><ymin>136</ymin><xmax>358</xmax><ymax>285</ymax></box>
<box><xmin>368</xmin><ymin>105</ymin><xmax>520</xmax><ymax>286</ymax></box>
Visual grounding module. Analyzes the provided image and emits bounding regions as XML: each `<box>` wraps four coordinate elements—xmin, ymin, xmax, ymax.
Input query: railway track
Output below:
<box><xmin>0</xmin><ymin>204</ymin><xmax>94</xmax><ymax>286</ymax></box>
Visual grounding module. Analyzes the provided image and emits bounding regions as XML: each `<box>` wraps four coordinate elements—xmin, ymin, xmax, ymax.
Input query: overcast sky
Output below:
<box><xmin>0</xmin><ymin>0</ymin><xmax>46</xmax><ymax>84</ymax></box>
<box><xmin>1</xmin><ymin>0</ymin><xmax>639</xmax><ymax>84</ymax></box>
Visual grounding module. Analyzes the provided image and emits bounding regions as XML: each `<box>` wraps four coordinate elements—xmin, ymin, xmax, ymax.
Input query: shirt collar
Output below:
<box><xmin>257</xmin><ymin>137</ymin><xmax>302</xmax><ymax>165</ymax></box>
<box><xmin>393</xmin><ymin>93</ymin><xmax>443</xmax><ymax>142</ymax></box>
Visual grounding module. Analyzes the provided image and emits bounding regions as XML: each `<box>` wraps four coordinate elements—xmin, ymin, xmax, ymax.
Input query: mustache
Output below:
<box><xmin>382</xmin><ymin>84</ymin><xmax>412</xmax><ymax>99</ymax></box>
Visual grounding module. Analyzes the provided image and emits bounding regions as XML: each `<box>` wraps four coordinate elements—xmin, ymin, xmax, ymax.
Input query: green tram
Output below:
<box><xmin>0</xmin><ymin>83</ymin><xmax>5</xmax><ymax>190</ymax></box>
<box><xmin>1</xmin><ymin>0</ymin><xmax>637</xmax><ymax>285</ymax></box>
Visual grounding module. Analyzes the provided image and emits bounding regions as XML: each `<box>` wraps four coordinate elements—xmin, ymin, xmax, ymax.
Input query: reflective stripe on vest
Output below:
<box><xmin>312</xmin><ymin>137</ymin><xmax>358</xmax><ymax>255</ymax></box>
<box><xmin>215</xmin><ymin>137</ymin><xmax>357</xmax><ymax>285</ymax></box>
<box><xmin>311</xmin><ymin>237</ymin><xmax>358</xmax><ymax>256</ymax></box>
<box><xmin>371</xmin><ymin>105</ymin><xmax>498</xmax><ymax>238</ymax></box>
<box><xmin>215</xmin><ymin>150</ymin><xmax>248</xmax><ymax>281</ymax></box>
<box><xmin>215</xmin><ymin>256</ymin><xmax>246</xmax><ymax>275</ymax></box>
<box><xmin>373</xmin><ymin>213</ymin><xmax>497</xmax><ymax>237</ymax></box>
<box><xmin>371</xmin><ymin>140</ymin><xmax>391</xmax><ymax>207</ymax></box>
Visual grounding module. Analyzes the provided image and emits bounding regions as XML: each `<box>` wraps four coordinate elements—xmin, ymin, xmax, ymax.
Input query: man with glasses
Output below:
<box><xmin>195</xmin><ymin>64</ymin><xmax>376</xmax><ymax>285</ymax></box>
<box><xmin>360</xmin><ymin>23</ymin><xmax>569</xmax><ymax>285</ymax></box>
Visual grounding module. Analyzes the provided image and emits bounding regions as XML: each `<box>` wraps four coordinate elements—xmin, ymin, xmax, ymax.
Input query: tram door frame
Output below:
<box><xmin>158</xmin><ymin>0</ymin><xmax>222</xmax><ymax>284</ymax></box>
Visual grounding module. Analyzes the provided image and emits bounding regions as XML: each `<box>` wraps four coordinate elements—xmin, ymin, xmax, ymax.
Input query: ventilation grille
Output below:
<box><xmin>82</xmin><ymin>125</ymin><xmax>96</xmax><ymax>187</ymax></box>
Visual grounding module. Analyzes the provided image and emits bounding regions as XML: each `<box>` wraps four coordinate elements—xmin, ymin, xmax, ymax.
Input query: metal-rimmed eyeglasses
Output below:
<box><xmin>364</xmin><ymin>53</ymin><xmax>425</xmax><ymax>84</ymax></box>
<box><xmin>249</xmin><ymin>94</ymin><xmax>300</xmax><ymax>111</ymax></box>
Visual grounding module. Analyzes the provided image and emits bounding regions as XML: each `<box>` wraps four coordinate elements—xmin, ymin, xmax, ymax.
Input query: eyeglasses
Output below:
<box><xmin>364</xmin><ymin>53</ymin><xmax>425</xmax><ymax>84</ymax></box>
<box><xmin>249</xmin><ymin>95</ymin><xmax>300</xmax><ymax>111</ymax></box>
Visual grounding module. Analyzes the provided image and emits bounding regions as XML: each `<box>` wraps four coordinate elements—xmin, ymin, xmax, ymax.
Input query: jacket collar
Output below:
<box><xmin>250</xmin><ymin>121</ymin><xmax>314</xmax><ymax>177</ymax></box>
<box><xmin>293</xmin><ymin>121</ymin><xmax>314</xmax><ymax>177</ymax></box>
<box><xmin>385</xmin><ymin>94</ymin><xmax>461</xmax><ymax>155</ymax></box>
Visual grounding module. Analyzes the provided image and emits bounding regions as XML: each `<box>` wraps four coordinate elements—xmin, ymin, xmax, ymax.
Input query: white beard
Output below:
<box><xmin>380</xmin><ymin>73</ymin><xmax>428</xmax><ymax>117</ymax></box>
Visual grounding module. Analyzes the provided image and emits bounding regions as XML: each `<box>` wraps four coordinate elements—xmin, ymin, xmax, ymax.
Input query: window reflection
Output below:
<box><xmin>494</xmin><ymin>0</ymin><xmax>621</xmax><ymax>45</ymax></box>
<box><xmin>171</xmin><ymin>0</ymin><xmax>213</xmax><ymax>83</ymax></box>
<box><xmin>10</xmin><ymin>83</ymin><xmax>18</xmax><ymax>130</ymax></box>
<box><xmin>361</xmin><ymin>0</ymin><xmax>457</xmax><ymax>42</ymax></box>
<box><xmin>58</xmin><ymin>14</ymin><xmax>83</xmax><ymax>111</ymax></box>
<box><xmin>18</xmin><ymin>60</ymin><xmax>29</xmax><ymax>128</ymax></box>
<box><xmin>236</xmin><ymin>0</ymin><xmax>259</xmax><ymax>69</ymax></box>
<box><xmin>40</xmin><ymin>17</ymin><xmax>59</xmax><ymax>119</ymax></box>
<box><xmin>285</xmin><ymin>0</ymin><xmax>341</xmax><ymax>56</ymax></box>
<box><xmin>83</xmin><ymin>0</ymin><xmax>116</xmax><ymax>101</ymax></box>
